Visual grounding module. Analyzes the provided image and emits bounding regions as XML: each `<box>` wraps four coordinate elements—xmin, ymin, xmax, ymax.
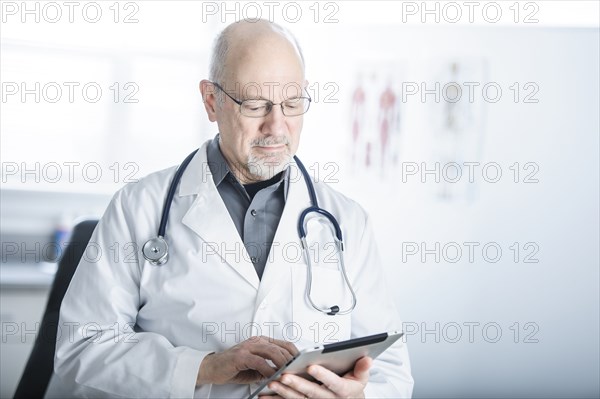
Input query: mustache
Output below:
<box><xmin>250</xmin><ymin>137</ymin><xmax>289</xmax><ymax>147</ymax></box>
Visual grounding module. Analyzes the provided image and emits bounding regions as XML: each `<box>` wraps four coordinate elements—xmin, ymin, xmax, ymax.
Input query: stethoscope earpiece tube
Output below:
<box><xmin>294</xmin><ymin>155</ymin><xmax>319</xmax><ymax>207</ymax></box>
<box><xmin>142</xmin><ymin>149</ymin><xmax>198</xmax><ymax>266</ymax></box>
<box><xmin>298</xmin><ymin>207</ymin><xmax>344</xmax><ymax>243</ymax></box>
<box><xmin>157</xmin><ymin>149</ymin><xmax>199</xmax><ymax>237</ymax></box>
<box><xmin>295</xmin><ymin>157</ymin><xmax>357</xmax><ymax>316</ymax></box>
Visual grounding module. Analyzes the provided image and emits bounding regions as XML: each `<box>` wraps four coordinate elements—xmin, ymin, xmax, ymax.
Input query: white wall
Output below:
<box><xmin>303</xmin><ymin>25</ymin><xmax>599</xmax><ymax>398</ymax></box>
<box><xmin>1</xmin><ymin>1</ymin><xmax>598</xmax><ymax>397</ymax></box>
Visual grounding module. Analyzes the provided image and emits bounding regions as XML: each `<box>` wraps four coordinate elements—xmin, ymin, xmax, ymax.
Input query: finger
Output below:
<box><xmin>259</xmin><ymin>336</ymin><xmax>300</xmax><ymax>356</ymax></box>
<box><xmin>307</xmin><ymin>364</ymin><xmax>347</xmax><ymax>393</ymax></box>
<box><xmin>257</xmin><ymin>340</ymin><xmax>297</xmax><ymax>366</ymax></box>
<box><xmin>352</xmin><ymin>356</ymin><xmax>373</xmax><ymax>383</ymax></box>
<box><xmin>232</xmin><ymin>369</ymin><xmax>264</xmax><ymax>385</ymax></box>
<box><xmin>269</xmin><ymin>380</ymin><xmax>314</xmax><ymax>399</ymax></box>
<box><xmin>249</xmin><ymin>343</ymin><xmax>293</xmax><ymax>368</ymax></box>
<box><xmin>243</xmin><ymin>354</ymin><xmax>278</xmax><ymax>379</ymax></box>
<box><xmin>277</xmin><ymin>345</ymin><xmax>296</xmax><ymax>362</ymax></box>
<box><xmin>270</xmin><ymin>344</ymin><xmax>295</xmax><ymax>365</ymax></box>
<box><xmin>278</xmin><ymin>373</ymin><xmax>334</xmax><ymax>399</ymax></box>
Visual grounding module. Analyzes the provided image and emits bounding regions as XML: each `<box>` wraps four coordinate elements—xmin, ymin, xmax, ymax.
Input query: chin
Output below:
<box><xmin>247</xmin><ymin>151</ymin><xmax>292</xmax><ymax>180</ymax></box>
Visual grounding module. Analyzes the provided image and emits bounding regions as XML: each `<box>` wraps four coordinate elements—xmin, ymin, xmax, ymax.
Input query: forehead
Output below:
<box><xmin>223</xmin><ymin>33</ymin><xmax>304</xmax><ymax>100</ymax></box>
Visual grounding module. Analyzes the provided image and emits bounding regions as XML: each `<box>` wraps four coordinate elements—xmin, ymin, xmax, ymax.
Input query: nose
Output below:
<box><xmin>261</xmin><ymin>103</ymin><xmax>288</xmax><ymax>136</ymax></box>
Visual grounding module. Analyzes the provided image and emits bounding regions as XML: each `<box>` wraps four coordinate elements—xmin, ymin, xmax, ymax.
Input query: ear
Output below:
<box><xmin>302</xmin><ymin>79</ymin><xmax>310</xmax><ymax>97</ymax></box>
<box><xmin>199</xmin><ymin>79</ymin><xmax>218</xmax><ymax>122</ymax></box>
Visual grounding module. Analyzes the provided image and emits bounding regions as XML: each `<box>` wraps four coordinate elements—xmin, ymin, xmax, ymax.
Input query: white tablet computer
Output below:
<box><xmin>248</xmin><ymin>331</ymin><xmax>404</xmax><ymax>399</ymax></box>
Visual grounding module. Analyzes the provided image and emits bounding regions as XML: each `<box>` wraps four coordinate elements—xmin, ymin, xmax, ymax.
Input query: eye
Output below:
<box><xmin>247</xmin><ymin>105</ymin><xmax>266</xmax><ymax>111</ymax></box>
<box><xmin>243</xmin><ymin>100</ymin><xmax>269</xmax><ymax>112</ymax></box>
<box><xmin>284</xmin><ymin>99</ymin><xmax>302</xmax><ymax>109</ymax></box>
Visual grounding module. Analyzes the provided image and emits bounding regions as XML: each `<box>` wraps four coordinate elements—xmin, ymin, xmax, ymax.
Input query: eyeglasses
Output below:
<box><xmin>212</xmin><ymin>82</ymin><xmax>311</xmax><ymax>118</ymax></box>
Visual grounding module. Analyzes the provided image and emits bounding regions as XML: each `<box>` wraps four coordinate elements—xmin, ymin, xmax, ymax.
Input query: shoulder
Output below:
<box><xmin>110</xmin><ymin>164</ymin><xmax>178</xmax><ymax>209</ymax></box>
<box><xmin>95</xmin><ymin>165</ymin><xmax>180</xmax><ymax>242</ymax></box>
<box><xmin>311</xmin><ymin>179</ymin><xmax>369</xmax><ymax>230</ymax></box>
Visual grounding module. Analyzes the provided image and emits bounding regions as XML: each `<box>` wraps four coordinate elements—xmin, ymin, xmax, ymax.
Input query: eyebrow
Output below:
<box><xmin>242</xmin><ymin>94</ymin><xmax>304</xmax><ymax>102</ymax></box>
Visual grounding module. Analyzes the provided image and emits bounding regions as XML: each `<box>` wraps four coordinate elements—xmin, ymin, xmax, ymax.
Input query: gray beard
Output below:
<box><xmin>246</xmin><ymin>151</ymin><xmax>292</xmax><ymax>180</ymax></box>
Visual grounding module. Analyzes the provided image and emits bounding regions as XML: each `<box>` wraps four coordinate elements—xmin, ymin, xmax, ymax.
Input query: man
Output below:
<box><xmin>46</xmin><ymin>20</ymin><xmax>414</xmax><ymax>398</ymax></box>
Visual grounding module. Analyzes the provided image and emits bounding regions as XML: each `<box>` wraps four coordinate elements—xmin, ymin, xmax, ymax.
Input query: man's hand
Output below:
<box><xmin>260</xmin><ymin>356</ymin><xmax>373</xmax><ymax>399</ymax></box>
<box><xmin>196</xmin><ymin>336</ymin><xmax>298</xmax><ymax>385</ymax></box>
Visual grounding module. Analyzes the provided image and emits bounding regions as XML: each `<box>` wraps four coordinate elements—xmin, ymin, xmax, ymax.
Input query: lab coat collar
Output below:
<box><xmin>178</xmin><ymin>140</ymin><xmax>212</xmax><ymax>197</ymax></box>
<box><xmin>179</xmin><ymin>141</ymin><xmax>260</xmax><ymax>290</ymax></box>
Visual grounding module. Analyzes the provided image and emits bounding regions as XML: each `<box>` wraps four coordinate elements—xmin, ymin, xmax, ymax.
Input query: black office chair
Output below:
<box><xmin>14</xmin><ymin>219</ymin><xmax>98</xmax><ymax>399</ymax></box>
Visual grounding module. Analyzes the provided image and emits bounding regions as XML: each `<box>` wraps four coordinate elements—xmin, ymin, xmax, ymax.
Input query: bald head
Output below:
<box><xmin>200</xmin><ymin>20</ymin><xmax>307</xmax><ymax>185</ymax></box>
<box><xmin>209</xmin><ymin>19</ymin><xmax>305</xmax><ymax>87</ymax></box>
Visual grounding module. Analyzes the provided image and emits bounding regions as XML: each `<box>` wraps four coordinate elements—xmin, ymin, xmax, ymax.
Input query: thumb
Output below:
<box><xmin>353</xmin><ymin>356</ymin><xmax>373</xmax><ymax>383</ymax></box>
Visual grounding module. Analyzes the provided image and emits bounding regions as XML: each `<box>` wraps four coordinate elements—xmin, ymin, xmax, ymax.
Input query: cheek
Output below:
<box><xmin>236</xmin><ymin>120</ymin><xmax>262</xmax><ymax>146</ymax></box>
<box><xmin>288</xmin><ymin>119</ymin><xmax>303</xmax><ymax>143</ymax></box>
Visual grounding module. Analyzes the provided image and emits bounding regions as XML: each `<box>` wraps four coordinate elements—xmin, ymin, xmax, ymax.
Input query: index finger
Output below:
<box><xmin>307</xmin><ymin>364</ymin><xmax>345</xmax><ymax>393</ymax></box>
<box><xmin>260</xmin><ymin>336</ymin><xmax>299</xmax><ymax>356</ymax></box>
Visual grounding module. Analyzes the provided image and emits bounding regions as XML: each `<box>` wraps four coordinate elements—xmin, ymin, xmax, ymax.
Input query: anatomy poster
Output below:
<box><xmin>347</xmin><ymin>63</ymin><xmax>405</xmax><ymax>179</ymax></box>
<box><xmin>425</xmin><ymin>58</ymin><xmax>488</xmax><ymax>202</ymax></box>
<box><xmin>348</xmin><ymin>58</ymin><xmax>487</xmax><ymax>202</ymax></box>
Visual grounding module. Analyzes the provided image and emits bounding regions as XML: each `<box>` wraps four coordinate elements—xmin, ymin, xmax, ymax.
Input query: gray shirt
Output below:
<box><xmin>206</xmin><ymin>135</ymin><xmax>289</xmax><ymax>280</ymax></box>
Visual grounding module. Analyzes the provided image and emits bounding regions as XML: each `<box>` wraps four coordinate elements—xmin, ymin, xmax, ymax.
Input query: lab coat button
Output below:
<box><xmin>251</xmin><ymin>209</ymin><xmax>257</xmax><ymax>217</ymax></box>
<box><xmin>260</xmin><ymin>301</ymin><xmax>268</xmax><ymax>310</ymax></box>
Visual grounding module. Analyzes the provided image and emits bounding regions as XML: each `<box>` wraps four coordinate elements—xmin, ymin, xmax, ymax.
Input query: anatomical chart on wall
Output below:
<box><xmin>348</xmin><ymin>58</ymin><xmax>487</xmax><ymax>202</ymax></box>
<box><xmin>425</xmin><ymin>58</ymin><xmax>488</xmax><ymax>202</ymax></box>
<box><xmin>347</xmin><ymin>63</ymin><xmax>405</xmax><ymax>179</ymax></box>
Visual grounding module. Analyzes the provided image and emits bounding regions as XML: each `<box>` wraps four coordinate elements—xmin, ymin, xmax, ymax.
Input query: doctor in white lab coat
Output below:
<box><xmin>47</xmin><ymin>19</ymin><xmax>413</xmax><ymax>398</ymax></box>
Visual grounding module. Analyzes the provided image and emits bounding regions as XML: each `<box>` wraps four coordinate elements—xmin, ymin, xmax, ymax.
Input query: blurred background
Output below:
<box><xmin>1</xmin><ymin>1</ymin><xmax>598</xmax><ymax>397</ymax></box>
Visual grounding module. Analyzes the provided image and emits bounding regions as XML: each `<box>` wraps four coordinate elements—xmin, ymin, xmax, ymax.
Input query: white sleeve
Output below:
<box><xmin>349</xmin><ymin>214</ymin><xmax>414</xmax><ymax>399</ymax></box>
<box><xmin>53</xmin><ymin>188</ymin><xmax>212</xmax><ymax>398</ymax></box>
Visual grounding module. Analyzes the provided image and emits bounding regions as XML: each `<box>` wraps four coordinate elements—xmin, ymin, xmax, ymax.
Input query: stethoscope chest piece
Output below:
<box><xmin>142</xmin><ymin>236</ymin><xmax>169</xmax><ymax>266</ymax></box>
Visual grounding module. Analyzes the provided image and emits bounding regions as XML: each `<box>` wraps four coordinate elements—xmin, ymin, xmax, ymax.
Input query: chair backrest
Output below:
<box><xmin>14</xmin><ymin>219</ymin><xmax>98</xmax><ymax>399</ymax></box>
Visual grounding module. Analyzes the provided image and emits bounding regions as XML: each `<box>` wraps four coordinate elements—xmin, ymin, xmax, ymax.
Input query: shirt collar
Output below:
<box><xmin>206</xmin><ymin>134</ymin><xmax>230</xmax><ymax>187</ymax></box>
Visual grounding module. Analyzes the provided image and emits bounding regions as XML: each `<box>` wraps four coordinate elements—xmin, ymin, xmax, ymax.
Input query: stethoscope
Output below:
<box><xmin>142</xmin><ymin>149</ymin><xmax>357</xmax><ymax>316</ymax></box>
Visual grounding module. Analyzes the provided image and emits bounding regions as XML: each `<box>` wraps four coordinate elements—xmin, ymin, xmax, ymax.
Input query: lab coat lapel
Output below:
<box><xmin>179</xmin><ymin>141</ymin><xmax>260</xmax><ymax>290</ymax></box>
<box><xmin>256</xmin><ymin>161</ymin><xmax>311</xmax><ymax>308</ymax></box>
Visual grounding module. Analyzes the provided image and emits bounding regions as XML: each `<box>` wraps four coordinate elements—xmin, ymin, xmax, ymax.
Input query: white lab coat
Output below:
<box><xmin>46</xmin><ymin>140</ymin><xmax>414</xmax><ymax>398</ymax></box>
